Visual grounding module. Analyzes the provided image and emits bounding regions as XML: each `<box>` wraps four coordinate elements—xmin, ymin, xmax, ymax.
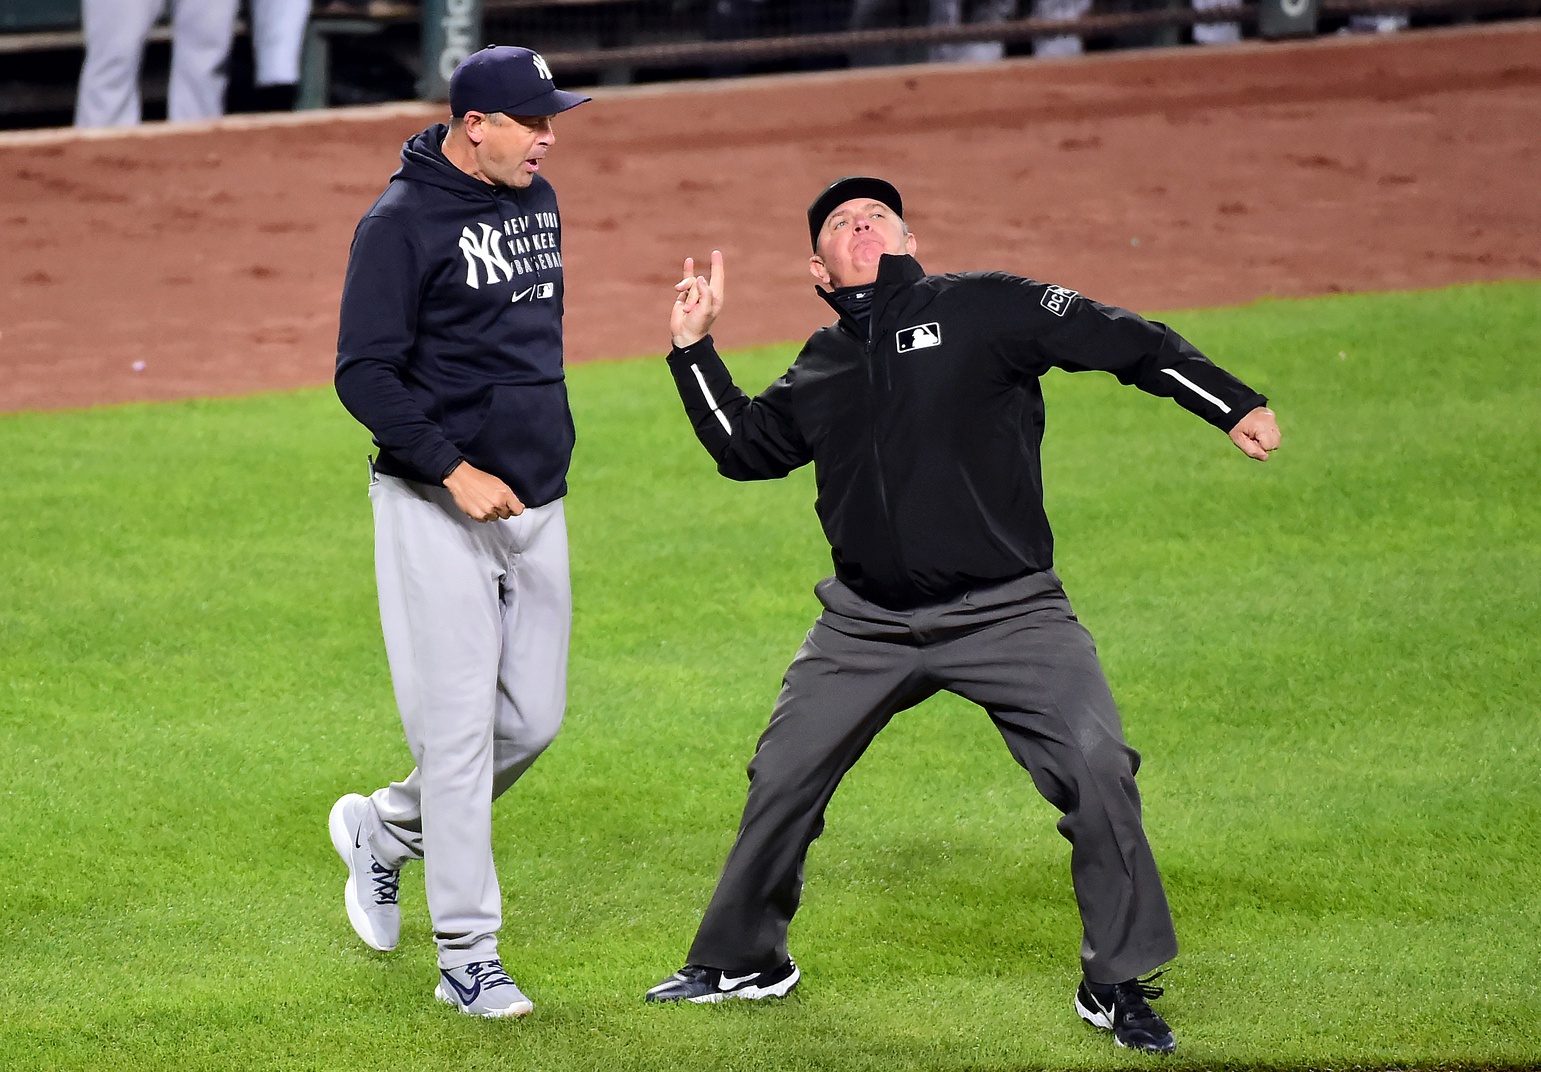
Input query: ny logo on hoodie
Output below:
<box><xmin>460</xmin><ymin>223</ymin><xmax>515</xmax><ymax>288</ymax></box>
<box><xmin>459</xmin><ymin>215</ymin><xmax>563</xmax><ymax>289</ymax></box>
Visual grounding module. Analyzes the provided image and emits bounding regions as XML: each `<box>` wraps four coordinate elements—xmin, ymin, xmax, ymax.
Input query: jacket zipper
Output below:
<box><xmin>861</xmin><ymin>295</ymin><xmax>906</xmax><ymax>584</ymax></box>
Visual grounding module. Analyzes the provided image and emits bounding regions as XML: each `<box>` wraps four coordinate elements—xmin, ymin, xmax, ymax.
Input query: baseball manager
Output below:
<box><xmin>328</xmin><ymin>46</ymin><xmax>588</xmax><ymax>1018</ymax></box>
<box><xmin>644</xmin><ymin>177</ymin><xmax>1281</xmax><ymax>1054</ymax></box>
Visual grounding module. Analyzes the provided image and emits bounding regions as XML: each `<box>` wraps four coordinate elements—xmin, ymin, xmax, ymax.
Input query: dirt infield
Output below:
<box><xmin>1</xmin><ymin>22</ymin><xmax>1537</xmax><ymax>412</ymax></box>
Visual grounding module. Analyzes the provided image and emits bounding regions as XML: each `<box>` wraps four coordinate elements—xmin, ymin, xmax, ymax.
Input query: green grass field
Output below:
<box><xmin>1</xmin><ymin>281</ymin><xmax>1537</xmax><ymax>1071</ymax></box>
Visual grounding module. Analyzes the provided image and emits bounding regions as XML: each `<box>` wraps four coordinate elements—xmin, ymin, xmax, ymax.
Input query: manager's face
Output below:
<box><xmin>810</xmin><ymin>198</ymin><xmax>916</xmax><ymax>290</ymax></box>
<box><xmin>461</xmin><ymin>111</ymin><xmax>556</xmax><ymax>188</ymax></box>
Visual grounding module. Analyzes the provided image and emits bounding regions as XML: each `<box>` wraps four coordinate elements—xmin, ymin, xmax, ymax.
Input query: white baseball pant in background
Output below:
<box><xmin>1031</xmin><ymin>0</ymin><xmax>1092</xmax><ymax>56</ymax></box>
<box><xmin>358</xmin><ymin>474</ymin><xmax>571</xmax><ymax>969</ymax></box>
<box><xmin>1192</xmin><ymin>0</ymin><xmax>1243</xmax><ymax>45</ymax></box>
<box><xmin>76</xmin><ymin>0</ymin><xmax>240</xmax><ymax>127</ymax></box>
<box><xmin>928</xmin><ymin>0</ymin><xmax>1017</xmax><ymax>63</ymax></box>
<box><xmin>250</xmin><ymin>0</ymin><xmax>311</xmax><ymax>87</ymax></box>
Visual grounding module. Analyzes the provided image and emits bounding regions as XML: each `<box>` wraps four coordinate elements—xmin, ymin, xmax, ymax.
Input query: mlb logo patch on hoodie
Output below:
<box><xmin>512</xmin><ymin>282</ymin><xmax>555</xmax><ymax>303</ymax></box>
<box><xmin>897</xmin><ymin>323</ymin><xmax>942</xmax><ymax>353</ymax></box>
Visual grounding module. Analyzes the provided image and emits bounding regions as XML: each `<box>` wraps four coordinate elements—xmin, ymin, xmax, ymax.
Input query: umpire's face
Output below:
<box><xmin>460</xmin><ymin>111</ymin><xmax>556</xmax><ymax>189</ymax></box>
<box><xmin>810</xmin><ymin>198</ymin><xmax>915</xmax><ymax>290</ymax></box>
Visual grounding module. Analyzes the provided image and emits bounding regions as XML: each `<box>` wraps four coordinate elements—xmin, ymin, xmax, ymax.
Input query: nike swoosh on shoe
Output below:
<box><xmin>441</xmin><ymin>973</ymin><xmax>482</xmax><ymax>1003</ymax></box>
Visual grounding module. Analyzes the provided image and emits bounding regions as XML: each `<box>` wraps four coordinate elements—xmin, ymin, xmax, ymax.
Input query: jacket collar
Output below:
<box><xmin>817</xmin><ymin>254</ymin><xmax>927</xmax><ymax>341</ymax></box>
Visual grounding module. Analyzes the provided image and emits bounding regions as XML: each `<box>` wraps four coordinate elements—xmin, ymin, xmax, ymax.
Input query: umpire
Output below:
<box><xmin>643</xmin><ymin>177</ymin><xmax>1281</xmax><ymax>1054</ymax></box>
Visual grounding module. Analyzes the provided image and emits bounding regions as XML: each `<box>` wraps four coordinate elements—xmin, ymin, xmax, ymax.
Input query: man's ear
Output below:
<box><xmin>462</xmin><ymin>111</ymin><xmax>488</xmax><ymax>145</ymax></box>
<box><xmin>904</xmin><ymin>230</ymin><xmax>917</xmax><ymax>256</ymax></box>
<box><xmin>809</xmin><ymin>254</ymin><xmax>831</xmax><ymax>288</ymax></box>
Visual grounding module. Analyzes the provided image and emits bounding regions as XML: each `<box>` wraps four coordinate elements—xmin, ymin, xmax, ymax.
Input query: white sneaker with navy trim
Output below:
<box><xmin>327</xmin><ymin>793</ymin><xmax>401</xmax><ymax>952</ymax></box>
<box><xmin>436</xmin><ymin>959</ymin><xmax>534</xmax><ymax>1018</ymax></box>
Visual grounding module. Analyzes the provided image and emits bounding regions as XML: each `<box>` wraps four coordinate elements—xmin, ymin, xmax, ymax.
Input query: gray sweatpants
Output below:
<box><xmin>75</xmin><ymin>0</ymin><xmax>240</xmax><ymax>127</ymax></box>
<box><xmin>359</xmin><ymin>474</ymin><xmax>570</xmax><ymax>969</ymax></box>
<box><xmin>687</xmin><ymin>569</ymin><xmax>1178</xmax><ymax>985</ymax></box>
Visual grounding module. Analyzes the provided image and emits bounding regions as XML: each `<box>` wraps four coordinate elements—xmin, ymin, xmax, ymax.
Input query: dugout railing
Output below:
<box><xmin>517</xmin><ymin>0</ymin><xmax>1539</xmax><ymax>78</ymax></box>
<box><xmin>0</xmin><ymin>0</ymin><xmax>1537</xmax><ymax>124</ymax></box>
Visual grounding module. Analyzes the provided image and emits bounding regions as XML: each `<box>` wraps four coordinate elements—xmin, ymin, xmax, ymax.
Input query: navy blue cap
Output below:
<box><xmin>808</xmin><ymin>176</ymin><xmax>903</xmax><ymax>249</ymax></box>
<box><xmin>449</xmin><ymin>46</ymin><xmax>591</xmax><ymax>118</ymax></box>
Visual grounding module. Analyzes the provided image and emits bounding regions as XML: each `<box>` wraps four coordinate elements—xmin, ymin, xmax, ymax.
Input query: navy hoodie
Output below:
<box><xmin>335</xmin><ymin>123</ymin><xmax>574</xmax><ymax>506</ymax></box>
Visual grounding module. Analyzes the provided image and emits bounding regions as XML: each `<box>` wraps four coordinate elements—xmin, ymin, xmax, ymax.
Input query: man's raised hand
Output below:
<box><xmin>670</xmin><ymin>249</ymin><xmax>726</xmax><ymax>348</ymax></box>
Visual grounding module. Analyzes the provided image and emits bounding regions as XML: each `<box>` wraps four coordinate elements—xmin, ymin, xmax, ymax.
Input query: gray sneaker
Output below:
<box><xmin>328</xmin><ymin>793</ymin><xmax>401</xmax><ymax>952</ymax></box>
<box><xmin>436</xmin><ymin>960</ymin><xmax>534</xmax><ymax>1018</ymax></box>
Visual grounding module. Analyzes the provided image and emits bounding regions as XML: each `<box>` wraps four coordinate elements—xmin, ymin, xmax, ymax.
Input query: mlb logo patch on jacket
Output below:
<box><xmin>897</xmin><ymin>323</ymin><xmax>942</xmax><ymax>352</ymax></box>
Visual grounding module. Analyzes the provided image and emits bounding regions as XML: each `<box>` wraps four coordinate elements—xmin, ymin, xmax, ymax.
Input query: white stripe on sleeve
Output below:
<box><xmin>1160</xmin><ymin>367</ymin><xmax>1231</xmax><ymax>414</ymax></box>
<box><xmin>691</xmin><ymin>363</ymin><xmax>734</xmax><ymax>435</ymax></box>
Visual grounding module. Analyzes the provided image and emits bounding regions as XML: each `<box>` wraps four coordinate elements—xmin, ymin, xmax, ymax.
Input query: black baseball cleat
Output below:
<box><xmin>645</xmin><ymin>959</ymin><xmax>801</xmax><ymax>1003</ymax></box>
<box><xmin>1075</xmin><ymin>972</ymin><xmax>1177</xmax><ymax>1054</ymax></box>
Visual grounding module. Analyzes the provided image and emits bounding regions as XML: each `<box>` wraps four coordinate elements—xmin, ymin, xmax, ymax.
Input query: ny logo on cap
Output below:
<box><xmin>896</xmin><ymin>323</ymin><xmax>942</xmax><ymax>352</ymax></box>
<box><xmin>532</xmin><ymin>52</ymin><xmax>553</xmax><ymax>81</ymax></box>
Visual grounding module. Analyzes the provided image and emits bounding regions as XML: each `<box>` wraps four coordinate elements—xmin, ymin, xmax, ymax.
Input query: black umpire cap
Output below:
<box><xmin>449</xmin><ymin>45</ymin><xmax>591</xmax><ymax>118</ymax></box>
<box><xmin>807</xmin><ymin>176</ymin><xmax>904</xmax><ymax>249</ymax></box>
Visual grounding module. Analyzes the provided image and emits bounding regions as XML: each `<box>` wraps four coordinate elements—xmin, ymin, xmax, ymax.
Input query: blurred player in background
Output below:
<box><xmin>249</xmin><ymin>0</ymin><xmax>312</xmax><ymax>111</ymax></box>
<box><xmin>929</xmin><ymin>0</ymin><xmax>1015</xmax><ymax>62</ymax></box>
<box><xmin>1192</xmin><ymin>0</ymin><xmax>1243</xmax><ymax>45</ymax></box>
<box><xmin>75</xmin><ymin>0</ymin><xmax>239</xmax><ymax>127</ymax></box>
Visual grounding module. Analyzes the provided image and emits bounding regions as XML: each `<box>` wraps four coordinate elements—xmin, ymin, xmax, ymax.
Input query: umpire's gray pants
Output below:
<box><xmin>76</xmin><ymin>0</ymin><xmax>239</xmax><ymax>127</ymax></box>
<box><xmin>360</xmin><ymin>474</ymin><xmax>570</xmax><ymax>969</ymax></box>
<box><xmin>687</xmin><ymin>569</ymin><xmax>1178</xmax><ymax>985</ymax></box>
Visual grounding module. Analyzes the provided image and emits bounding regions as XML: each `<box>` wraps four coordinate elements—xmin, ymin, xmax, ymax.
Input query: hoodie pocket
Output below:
<box><xmin>462</xmin><ymin>381</ymin><xmax>576</xmax><ymax>497</ymax></box>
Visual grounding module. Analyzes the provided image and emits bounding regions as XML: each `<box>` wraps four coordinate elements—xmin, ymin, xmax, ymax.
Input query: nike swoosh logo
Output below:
<box><xmin>718</xmin><ymin>972</ymin><xmax>758</xmax><ymax>990</ymax></box>
<box><xmin>441</xmin><ymin>972</ymin><xmax>481</xmax><ymax>1002</ymax></box>
<box><xmin>511</xmin><ymin>285</ymin><xmax>535</xmax><ymax>303</ymax></box>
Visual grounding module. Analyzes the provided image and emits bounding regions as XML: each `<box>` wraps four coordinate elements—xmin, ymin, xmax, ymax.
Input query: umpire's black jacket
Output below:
<box><xmin>667</xmin><ymin>253</ymin><xmax>1267</xmax><ymax>611</ymax></box>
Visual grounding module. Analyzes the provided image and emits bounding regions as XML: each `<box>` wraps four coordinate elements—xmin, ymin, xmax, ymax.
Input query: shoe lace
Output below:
<box><xmin>1114</xmin><ymin>971</ymin><xmax>1167</xmax><ymax>1023</ymax></box>
<box><xmin>465</xmin><ymin>961</ymin><xmax>515</xmax><ymax>990</ymax></box>
<box><xmin>1125</xmin><ymin>969</ymin><xmax>1165</xmax><ymax>1001</ymax></box>
<box><xmin>368</xmin><ymin>860</ymin><xmax>400</xmax><ymax>905</ymax></box>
